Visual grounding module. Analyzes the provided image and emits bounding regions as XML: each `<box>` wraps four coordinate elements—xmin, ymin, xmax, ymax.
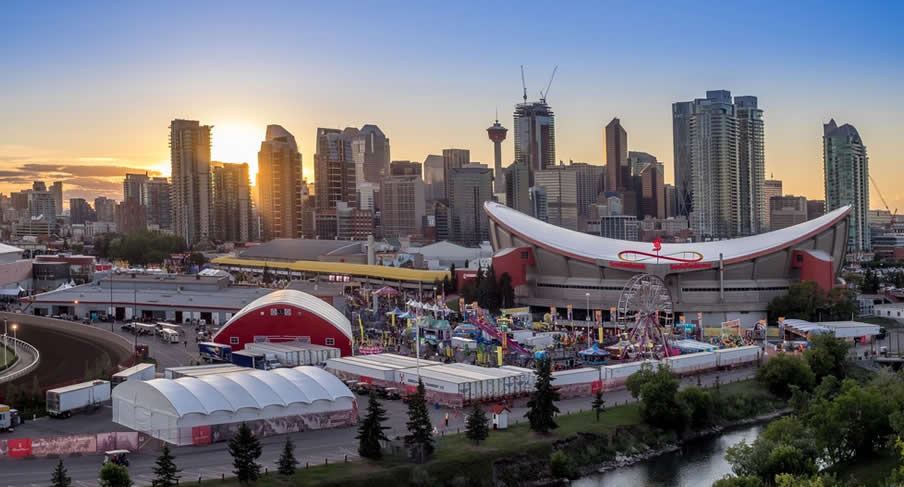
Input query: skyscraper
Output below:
<box><xmin>314</xmin><ymin>128</ymin><xmax>357</xmax><ymax>211</ymax></box>
<box><xmin>487</xmin><ymin>119</ymin><xmax>508</xmax><ymax>194</ymax></box>
<box><xmin>351</xmin><ymin>125</ymin><xmax>390</xmax><ymax>185</ymax></box>
<box><xmin>94</xmin><ymin>196</ymin><xmax>116</xmax><ymax>222</ymax></box>
<box><xmin>807</xmin><ymin>200</ymin><xmax>826</xmax><ymax>221</ymax></box>
<box><xmin>628</xmin><ymin>151</ymin><xmax>658</xmax><ymax>177</ymax></box>
<box><xmin>442</xmin><ymin>149</ymin><xmax>470</xmax><ymax>201</ymax></box>
<box><xmin>447</xmin><ymin>166</ymin><xmax>493</xmax><ymax>244</ymax></box>
<box><xmin>381</xmin><ymin>174</ymin><xmax>425</xmax><ymax>238</ymax></box>
<box><xmin>530</xmin><ymin>186</ymin><xmax>548</xmax><ymax>222</ymax></box>
<box><xmin>823</xmin><ymin>119</ymin><xmax>870</xmax><ymax>251</ymax></box>
<box><xmin>763</xmin><ymin>178</ymin><xmax>783</xmax><ymax>230</ymax></box>
<box><xmin>770</xmin><ymin>195</ymin><xmax>808</xmax><ymax>231</ymax></box>
<box><xmin>505</xmin><ymin>160</ymin><xmax>531</xmax><ymax>214</ymax></box>
<box><xmin>604</xmin><ymin>118</ymin><xmax>629</xmax><ymax>193</ymax></box>
<box><xmin>736</xmin><ymin>96</ymin><xmax>766</xmax><ymax>234</ymax></box>
<box><xmin>257</xmin><ymin>125</ymin><xmax>303</xmax><ymax>239</ymax></box>
<box><xmin>513</xmin><ymin>100</ymin><xmax>555</xmax><ymax>178</ymax></box>
<box><xmin>389</xmin><ymin>160</ymin><xmax>422</xmax><ymax>177</ymax></box>
<box><xmin>116</xmin><ymin>197</ymin><xmax>147</xmax><ymax>235</ymax></box>
<box><xmin>27</xmin><ymin>190</ymin><xmax>55</xmax><ymax>220</ymax></box>
<box><xmin>674</xmin><ymin>90</ymin><xmax>765</xmax><ymax>238</ymax></box>
<box><xmin>69</xmin><ymin>198</ymin><xmax>94</xmax><ymax>224</ymax></box>
<box><xmin>570</xmin><ymin>162</ymin><xmax>604</xmax><ymax>218</ymax></box>
<box><xmin>123</xmin><ymin>173</ymin><xmax>149</xmax><ymax>203</ymax></box>
<box><xmin>211</xmin><ymin>162</ymin><xmax>253</xmax><ymax>241</ymax></box>
<box><xmin>144</xmin><ymin>177</ymin><xmax>172</xmax><ymax>231</ymax></box>
<box><xmin>423</xmin><ymin>155</ymin><xmax>445</xmax><ymax>201</ymax></box>
<box><xmin>50</xmin><ymin>181</ymin><xmax>63</xmax><ymax>216</ymax></box>
<box><xmin>534</xmin><ymin>166</ymin><xmax>578</xmax><ymax>231</ymax></box>
<box><xmin>639</xmin><ymin>163</ymin><xmax>665</xmax><ymax>219</ymax></box>
<box><xmin>170</xmin><ymin>119</ymin><xmax>212</xmax><ymax>246</ymax></box>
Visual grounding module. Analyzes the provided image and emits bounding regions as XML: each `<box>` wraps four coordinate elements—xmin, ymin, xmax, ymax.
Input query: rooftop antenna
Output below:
<box><xmin>540</xmin><ymin>65</ymin><xmax>558</xmax><ymax>103</ymax></box>
<box><xmin>495</xmin><ymin>106</ymin><xmax>499</xmax><ymax>123</ymax></box>
<box><xmin>520</xmin><ymin>65</ymin><xmax>527</xmax><ymax>103</ymax></box>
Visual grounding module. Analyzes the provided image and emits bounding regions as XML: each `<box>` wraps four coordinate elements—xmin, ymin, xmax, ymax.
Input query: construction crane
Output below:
<box><xmin>540</xmin><ymin>65</ymin><xmax>558</xmax><ymax>103</ymax></box>
<box><xmin>869</xmin><ymin>174</ymin><xmax>897</xmax><ymax>231</ymax></box>
<box><xmin>520</xmin><ymin>65</ymin><xmax>527</xmax><ymax>103</ymax></box>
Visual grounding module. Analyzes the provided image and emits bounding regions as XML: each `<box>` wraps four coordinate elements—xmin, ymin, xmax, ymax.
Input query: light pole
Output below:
<box><xmin>11</xmin><ymin>323</ymin><xmax>17</xmax><ymax>354</ymax></box>
<box><xmin>109</xmin><ymin>268</ymin><xmax>114</xmax><ymax>331</ymax></box>
<box><xmin>3</xmin><ymin>318</ymin><xmax>6</xmax><ymax>368</ymax></box>
<box><xmin>133</xmin><ymin>288</ymin><xmax>138</xmax><ymax>350</ymax></box>
<box><xmin>585</xmin><ymin>292</ymin><xmax>590</xmax><ymax>321</ymax></box>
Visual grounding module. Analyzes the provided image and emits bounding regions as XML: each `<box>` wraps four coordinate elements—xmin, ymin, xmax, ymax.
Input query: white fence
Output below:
<box><xmin>0</xmin><ymin>337</ymin><xmax>41</xmax><ymax>384</ymax></box>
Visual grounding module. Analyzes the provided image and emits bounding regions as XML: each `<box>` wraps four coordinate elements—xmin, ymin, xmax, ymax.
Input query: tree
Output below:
<box><xmin>357</xmin><ymin>394</ymin><xmax>390</xmax><ymax>459</ymax></box>
<box><xmin>151</xmin><ymin>445</ymin><xmax>180</xmax><ymax>487</ymax></box>
<box><xmin>188</xmin><ymin>252</ymin><xmax>207</xmax><ymax>267</ymax></box>
<box><xmin>261</xmin><ymin>265</ymin><xmax>273</xmax><ymax>284</ymax></box>
<box><xmin>498</xmin><ymin>272</ymin><xmax>515</xmax><ymax>310</ymax></box>
<box><xmin>591</xmin><ymin>391</ymin><xmax>606</xmax><ymax>422</ymax></box>
<box><xmin>625</xmin><ymin>362</ymin><xmax>658</xmax><ymax>398</ymax></box>
<box><xmin>51</xmin><ymin>459</ymin><xmax>72</xmax><ymax>487</ymax></box>
<box><xmin>405</xmin><ymin>378</ymin><xmax>434</xmax><ymax>461</ymax></box>
<box><xmin>277</xmin><ymin>436</ymin><xmax>298</xmax><ymax>476</ymax></box>
<box><xmin>677</xmin><ymin>386</ymin><xmax>713</xmax><ymax>428</ymax></box>
<box><xmin>756</xmin><ymin>354</ymin><xmax>815</xmax><ymax>397</ymax></box>
<box><xmin>632</xmin><ymin>364</ymin><xmax>688</xmax><ymax>431</ymax></box>
<box><xmin>526</xmin><ymin>358</ymin><xmax>560</xmax><ymax>433</ymax></box>
<box><xmin>767</xmin><ymin>281</ymin><xmax>826</xmax><ymax>322</ymax></box>
<box><xmin>805</xmin><ymin>379</ymin><xmax>891</xmax><ymax>464</ymax></box>
<box><xmin>804</xmin><ymin>335</ymin><xmax>849</xmax><ymax>382</ymax></box>
<box><xmin>465</xmin><ymin>403</ymin><xmax>489</xmax><ymax>445</ymax></box>
<box><xmin>725</xmin><ymin>417</ymin><xmax>820</xmax><ymax>483</ymax></box>
<box><xmin>99</xmin><ymin>463</ymin><xmax>132</xmax><ymax>487</ymax></box>
<box><xmin>448</xmin><ymin>263</ymin><xmax>457</xmax><ymax>292</ymax></box>
<box><xmin>712</xmin><ymin>476</ymin><xmax>764</xmax><ymax>487</ymax></box>
<box><xmin>228</xmin><ymin>423</ymin><xmax>262</xmax><ymax>484</ymax></box>
<box><xmin>862</xmin><ymin>268</ymin><xmax>880</xmax><ymax>293</ymax></box>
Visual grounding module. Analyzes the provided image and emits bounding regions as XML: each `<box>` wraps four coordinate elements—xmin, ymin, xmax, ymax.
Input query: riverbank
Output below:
<box><xmin>198</xmin><ymin>379</ymin><xmax>784</xmax><ymax>487</ymax></box>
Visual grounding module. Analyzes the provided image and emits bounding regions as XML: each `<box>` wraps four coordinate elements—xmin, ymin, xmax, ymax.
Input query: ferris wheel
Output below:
<box><xmin>615</xmin><ymin>274</ymin><xmax>675</xmax><ymax>358</ymax></box>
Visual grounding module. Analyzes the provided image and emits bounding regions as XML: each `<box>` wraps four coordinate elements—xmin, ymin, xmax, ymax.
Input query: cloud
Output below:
<box><xmin>19</xmin><ymin>164</ymin><xmax>162</xmax><ymax>178</ymax></box>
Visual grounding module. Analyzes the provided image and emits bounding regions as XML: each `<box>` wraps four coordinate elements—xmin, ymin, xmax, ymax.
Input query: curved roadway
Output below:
<box><xmin>0</xmin><ymin>338</ymin><xmax>37</xmax><ymax>384</ymax></box>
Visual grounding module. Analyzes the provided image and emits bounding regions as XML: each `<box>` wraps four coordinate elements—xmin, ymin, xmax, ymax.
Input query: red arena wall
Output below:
<box><xmin>213</xmin><ymin>303</ymin><xmax>353</xmax><ymax>356</ymax></box>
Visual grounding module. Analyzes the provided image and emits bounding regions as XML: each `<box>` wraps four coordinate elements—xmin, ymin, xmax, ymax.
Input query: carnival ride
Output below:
<box><xmin>468</xmin><ymin>314</ymin><xmax>530</xmax><ymax>355</ymax></box>
<box><xmin>610</xmin><ymin>274</ymin><xmax>676</xmax><ymax>360</ymax></box>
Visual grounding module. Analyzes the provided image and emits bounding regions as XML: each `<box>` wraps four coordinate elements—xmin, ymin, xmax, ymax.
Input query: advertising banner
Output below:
<box><xmin>8</xmin><ymin>438</ymin><xmax>31</xmax><ymax>458</ymax></box>
<box><xmin>591</xmin><ymin>380</ymin><xmax>603</xmax><ymax>394</ymax></box>
<box><xmin>192</xmin><ymin>426</ymin><xmax>211</xmax><ymax>446</ymax></box>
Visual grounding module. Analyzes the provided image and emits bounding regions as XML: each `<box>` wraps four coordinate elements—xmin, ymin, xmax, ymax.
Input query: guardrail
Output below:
<box><xmin>0</xmin><ymin>337</ymin><xmax>40</xmax><ymax>384</ymax></box>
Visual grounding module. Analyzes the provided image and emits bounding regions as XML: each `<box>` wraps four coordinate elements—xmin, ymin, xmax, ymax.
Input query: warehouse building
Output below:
<box><xmin>112</xmin><ymin>366</ymin><xmax>357</xmax><ymax>446</ymax></box>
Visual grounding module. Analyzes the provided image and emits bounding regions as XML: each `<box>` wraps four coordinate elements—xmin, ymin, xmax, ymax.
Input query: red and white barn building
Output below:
<box><xmin>212</xmin><ymin>290</ymin><xmax>353</xmax><ymax>356</ymax></box>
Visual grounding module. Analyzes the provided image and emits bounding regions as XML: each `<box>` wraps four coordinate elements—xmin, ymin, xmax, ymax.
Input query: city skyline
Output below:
<box><xmin>2</xmin><ymin>2</ymin><xmax>902</xmax><ymax>209</ymax></box>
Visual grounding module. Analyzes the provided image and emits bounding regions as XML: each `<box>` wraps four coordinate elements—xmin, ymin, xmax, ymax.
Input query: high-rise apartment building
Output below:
<box><xmin>664</xmin><ymin>184</ymin><xmax>677</xmax><ymax>218</ymax></box>
<box><xmin>381</xmin><ymin>175</ymin><xmax>425</xmax><ymax>238</ymax></box>
<box><xmin>673</xmin><ymin>90</ymin><xmax>765</xmax><ymax>238</ymax></box>
<box><xmin>505</xmin><ymin>160</ymin><xmax>531</xmax><ymax>215</ymax></box>
<box><xmin>170</xmin><ymin>119</ymin><xmax>212</xmax><ymax>246</ymax></box>
<box><xmin>257</xmin><ymin>125</ymin><xmax>303</xmax><ymax>239</ymax></box>
<box><xmin>94</xmin><ymin>196</ymin><xmax>116</xmax><ymax>222</ymax></box>
<box><xmin>69</xmin><ymin>198</ymin><xmax>94</xmax><ymax>224</ymax></box>
<box><xmin>212</xmin><ymin>162</ymin><xmax>254</xmax><ymax>242</ymax></box>
<box><xmin>763</xmin><ymin>178</ymin><xmax>783</xmax><ymax>230</ymax></box>
<box><xmin>447</xmin><ymin>166</ymin><xmax>493</xmax><ymax>244</ymax></box>
<box><xmin>116</xmin><ymin>197</ymin><xmax>147</xmax><ymax>235</ymax></box>
<box><xmin>50</xmin><ymin>181</ymin><xmax>63</xmax><ymax>216</ymax></box>
<box><xmin>530</xmin><ymin>186</ymin><xmax>548</xmax><ymax>222</ymax></box>
<box><xmin>570</xmin><ymin>162</ymin><xmax>604</xmax><ymax>218</ymax></box>
<box><xmin>639</xmin><ymin>163</ymin><xmax>665</xmax><ymax>219</ymax></box>
<box><xmin>442</xmin><ymin>149</ymin><xmax>470</xmax><ymax>201</ymax></box>
<box><xmin>770</xmin><ymin>195</ymin><xmax>808</xmax><ymax>231</ymax></box>
<box><xmin>423</xmin><ymin>155</ymin><xmax>445</xmax><ymax>201</ymax></box>
<box><xmin>351</xmin><ymin>125</ymin><xmax>390</xmax><ymax>186</ymax></box>
<box><xmin>604</xmin><ymin>118</ymin><xmax>630</xmax><ymax>193</ymax></box>
<box><xmin>534</xmin><ymin>166</ymin><xmax>578</xmax><ymax>231</ymax></box>
<box><xmin>600</xmin><ymin>215</ymin><xmax>639</xmax><ymax>241</ymax></box>
<box><xmin>314</xmin><ymin>128</ymin><xmax>357</xmax><ymax>211</ymax></box>
<box><xmin>144</xmin><ymin>177</ymin><xmax>172</xmax><ymax>231</ymax></box>
<box><xmin>33</xmin><ymin>181</ymin><xmax>46</xmax><ymax>192</ymax></box>
<box><xmin>123</xmin><ymin>173</ymin><xmax>149</xmax><ymax>203</ymax></box>
<box><xmin>28</xmin><ymin>190</ymin><xmax>56</xmax><ymax>220</ymax></box>
<box><xmin>389</xmin><ymin>160</ymin><xmax>422</xmax><ymax>177</ymax></box>
<box><xmin>513</xmin><ymin>101</ymin><xmax>555</xmax><ymax>179</ymax></box>
<box><xmin>823</xmin><ymin>119</ymin><xmax>870</xmax><ymax>251</ymax></box>
<box><xmin>736</xmin><ymin>96</ymin><xmax>766</xmax><ymax>233</ymax></box>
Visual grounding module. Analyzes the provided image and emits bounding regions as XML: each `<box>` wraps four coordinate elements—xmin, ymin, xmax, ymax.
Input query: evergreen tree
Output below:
<box><xmin>151</xmin><ymin>444</ymin><xmax>180</xmax><ymax>487</ymax></box>
<box><xmin>357</xmin><ymin>393</ymin><xmax>390</xmax><ymax>459</ymax></box>
<box><xmin>448</xmin><ymin>263</ymin><xmax>457</xmax><ymax>292</ymax></box>
<box><xmin>465</xmin><ymin>403</ymin><xmax>489</xmax><ymax>445</ymax></box>
<box><xmin>228</xmin><ymin>423</ymin><xmax>262</xmax><ymax>484</ymax></box>
<box><xmin>405</xmin><ymin>378</ymin><xmax>435</xmax><ymax>462</ymax></box>
<box><xmin>525</xmin><ymin>358</ymin><xmax>560</xmax><ymax>433</ymax></box>
<box><xmin>261</xmin><ymin>265</ymin><xmax>273</xmax><ymax>284</ymax></box>
<box><xmin>99</xmin><ymin>463</ymin><xmax>132</xmax><ymax>487</ymax></box>
<box><xmin>591</xmin><ymin>391</ymin><xmax>606</xmax><ymax>422</ymax></box>
<box><xmin>277</xmin><ymin>435</ymin><xmax>298</xmax><ymax>476</ymax></box>
<box><xmin>498</xmin><ymin>272</ymin><xmax>515</xmax><ymax>309</ymax></box>
<box><xmin>51</xmin><ymin>459</ymin><xmax>72</xmax><ymax>487</ymax></box>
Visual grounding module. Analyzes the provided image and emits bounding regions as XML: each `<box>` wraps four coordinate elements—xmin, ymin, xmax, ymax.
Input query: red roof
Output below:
<box><xmin>490</xmin><ymin>404</ymin><xmax>510</xmax><ymax>414</ymax></box>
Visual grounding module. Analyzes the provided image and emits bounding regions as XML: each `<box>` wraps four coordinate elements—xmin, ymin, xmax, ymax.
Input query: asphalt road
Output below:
<box><xmin>0</xmin><ymin>366</ymin><xmax>757</xmax><ymax>486</ymax></box>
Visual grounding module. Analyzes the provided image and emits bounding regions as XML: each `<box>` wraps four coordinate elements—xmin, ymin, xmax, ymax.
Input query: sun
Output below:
<box><xmin>210</xmin><ymin>121</ymin><xmax>264</xmax><ymax>184</ymax></box>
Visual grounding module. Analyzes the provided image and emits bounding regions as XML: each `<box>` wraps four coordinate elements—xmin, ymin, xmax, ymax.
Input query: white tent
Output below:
<box><xmin>112</xmin><ymin>366</ymin><xmax>355</xmax><ymax>445</ymax></box>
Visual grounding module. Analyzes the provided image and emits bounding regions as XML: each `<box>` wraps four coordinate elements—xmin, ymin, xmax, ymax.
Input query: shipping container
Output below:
<box><xmin>714</xmin><ymin>346</ymin><xmax>761</xmax><ymax>368</ymax></box>
<box><xmin>164</xmin><ymin>364</ymin><xmax>246</xmax><ymax>379</ymax></box>
<box><xmin>112</xmin><ymin>363</ymin><xmax>156</xmax><ymax>386</ymax></box>
<box><xmin>661</xmin><ymin>352</ymin><xmax>717</xmax><ymax>375</ymax></box>
<box><xmin>46</xmin><ymin>380</ymin><xmax>111</xmax><ymax>418</ymax></box>
<box><xmin>198</xmin><ymin>342</ymin><xmax>232</xmax><ymax>362</ymax></box>
<box><xmin>551</xmin><ymin>367</ymin><xmax>600</xmax><ymax>386</ymax></box>
<box><xmin>245</xmin><ymin>342</ymin><xmax>340</xmax><ymax>367</ymax></box>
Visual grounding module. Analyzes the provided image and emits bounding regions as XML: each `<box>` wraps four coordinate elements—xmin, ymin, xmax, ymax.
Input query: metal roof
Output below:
<box><xmin>213</xmin><ymin>289</ymin><xmax>352</xmax><ymax>341</ymax></box>
<box><xmin>212</xmin><ymin>256</ymin><xmax>450</xmax><ymax>283</ymax></box>
<box><xmin>485</xmin><ymin>201</ymin><xmax>851</xmax><ymax>265</ymax></box>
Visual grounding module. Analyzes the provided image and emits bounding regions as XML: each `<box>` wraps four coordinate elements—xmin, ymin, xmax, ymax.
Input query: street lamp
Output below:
<box><xmin>585</xmin><ymin>292</ymin><xmax>590</xmax><ymax>321</ymax></box>
<box><xmin>11</xmin><ymin>323</ymin><xmax>17</xmax><ymax>353</ymax></box>
<box><xmin>3</xmin><ymin>318</ymin><xmax>6</xmax><ymax>368</ymax></box>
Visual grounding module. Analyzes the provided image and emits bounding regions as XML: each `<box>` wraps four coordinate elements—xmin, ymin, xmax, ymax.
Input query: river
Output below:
<box><xmin>572</xmin><ymin>424</ymin><xmax>762</xmax><ymax>487</ymax></box>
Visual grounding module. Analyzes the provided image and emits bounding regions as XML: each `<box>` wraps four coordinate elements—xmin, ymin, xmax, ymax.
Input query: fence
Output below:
<box><xmin>0</xmin><ymin>431</ymin><xmax>140</xmax><ymax>458</ymax></box>
<box><xmin>0</xmin><ymin>337</ymin><xmax>40</xmax><ymax>384</ymax></box>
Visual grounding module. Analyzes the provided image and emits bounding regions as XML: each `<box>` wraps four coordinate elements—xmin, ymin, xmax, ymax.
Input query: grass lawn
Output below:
<box><xmin>0</xmin><ymin>344</ymin><xmax>16</xmax><ymax>372</ymax></box>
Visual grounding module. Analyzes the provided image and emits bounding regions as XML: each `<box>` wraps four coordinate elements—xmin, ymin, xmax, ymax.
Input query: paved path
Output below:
<box><xmin>0</xmin><ymin>366</ymin><xmax>756</xmax><ymax>486</ymax></box>
<box><xmin>0</xmin><ymin>338</ymin><xmax>38</xmax><ymax>384</ymax></box>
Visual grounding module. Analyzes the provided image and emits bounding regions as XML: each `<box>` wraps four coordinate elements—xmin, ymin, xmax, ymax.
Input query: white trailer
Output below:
<box><xmin>451</xmin><ymin>337</ymin><xmax>477</xmax><ymax>350</ymax></box>
<box><xmin>164</xmin><ymin>364</ymin><xmax>245</xmax><ymax>379</ymax></box>
<box><xmin>245</xmin><ymin>342</ymin><xmax>340</xmax><ymax>367</ymax></box>
<box><xmin>661</xmin><ymin>352</ymin><xmax>717</xmax><ymax>376</ymax></box>
<box><xmin>714</xmin><ymin>346</ymin><xmax>761</xmax><ymax>368</ymax></box>
<box><xmin>112</xmin><ymin>363</ymin><xmax>156</xmax><ymax>386</ymax></box>
<box><xmin>551</xmin><ymin>367</ymin><xmax>599</xmax><ymax>386</ymax></box>
<box><xmin>46</xmin><ymin>380</ymin><xmax>111</xmax><ymax>418</ymax></box>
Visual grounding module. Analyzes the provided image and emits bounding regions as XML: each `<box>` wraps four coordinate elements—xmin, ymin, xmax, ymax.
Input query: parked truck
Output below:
<box><xmin>111</xmin><ymin>363</ymin><xmax>156</xmax><ymax>386</ymax></box>
<box><xmin>46</xmin><ymin>380</ymin><xmax>111</xmax><ymax>418</ymax></box>
<box><xmin>231</xmin><ymin>350</ymin><xmax>269</xmax><ymax>370</ymax></box>
<box><xmin>198</xmin><ymin>342</ymin><xmax>232</xmax><ymax>363</ymax></box>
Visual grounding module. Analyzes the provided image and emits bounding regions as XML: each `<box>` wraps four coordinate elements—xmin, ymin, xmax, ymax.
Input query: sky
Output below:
<box><xmin>1</xmin><ymin>1</ymin><xmax>902</xmax><ymax>209</ymax></box>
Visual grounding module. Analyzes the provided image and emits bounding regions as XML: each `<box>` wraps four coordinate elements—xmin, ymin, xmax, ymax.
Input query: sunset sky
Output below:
<box><xmin>2</xmin><ymin>1</ymin><xmax>902</xmax><ymax>209</ymax></box>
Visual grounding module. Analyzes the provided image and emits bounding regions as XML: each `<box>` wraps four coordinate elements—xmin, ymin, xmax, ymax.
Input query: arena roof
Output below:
<box><xmin>213</xmin><ymin>289</ymin><xmax>353</xmax><ymax>341</ymax></box>
<box><xmin>212</xmin><ymin>256</ymin><xmax>450</xmax><ymax>283</ymax></box>
<box><xmin>485</xmin><ymin>201</ymin><xmax>852</xmax><ymax>265</ymax></box>
<box><xmin>112</xmin><ymin>366</ymin><xmax>353</xmax><ymax>417</ymax></box>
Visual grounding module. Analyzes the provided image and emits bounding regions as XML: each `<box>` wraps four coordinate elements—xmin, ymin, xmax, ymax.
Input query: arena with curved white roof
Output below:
<box><xmin>484</xmin><ymin>202</ymin><xmax>852</xmax><ymax>327</ymax></box>
<box><xmin>112</xmin><ymin>366</ymin><xmax>357</xmax><ymax>445</ymax></box>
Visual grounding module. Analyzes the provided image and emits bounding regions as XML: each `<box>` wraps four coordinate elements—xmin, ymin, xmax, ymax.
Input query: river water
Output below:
<box><xmin>572</xmin><ymin>424</ymin><xmax>763</xmax><ymax>487</ymax></box>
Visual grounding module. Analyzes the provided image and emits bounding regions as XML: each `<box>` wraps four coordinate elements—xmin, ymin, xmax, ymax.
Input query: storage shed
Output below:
<box><xmin>112</xmin><ymin>366</ymin><xmax>357</xmax><ymax>446</ymax></box>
